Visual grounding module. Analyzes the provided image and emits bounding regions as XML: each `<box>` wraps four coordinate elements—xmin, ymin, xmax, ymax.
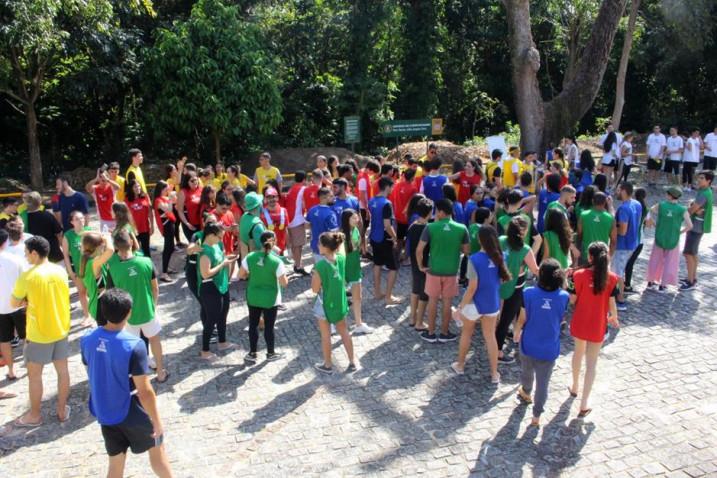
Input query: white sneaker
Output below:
<box><xmin>353</xmin><ymin>323</ymin><xmax>374</xmax><ymax>335</ymax></box>
<box><xmin>330</xmin><ymin>324</ymin><xmax>337</xmax><ymax>336</ymax></box>
<box><xmin>149</xmin><ymin>357</ymin><xmax>157</xmax><ymax>370</ymax></box>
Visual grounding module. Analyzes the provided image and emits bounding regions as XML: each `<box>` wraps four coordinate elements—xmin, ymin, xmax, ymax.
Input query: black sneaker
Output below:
<box><xmin>314</xmin><ymin>363</ymin><xmax>333</xmax><ymax>375</ymax></box>
<box><xmin>679</xmin><ymin>281</ymin><xmax>696</xmax><ymax>291</ymax></box>
<box><xmin>244</xmin><ymin>352</ymin><xmax>258</xmax><ymax>363</ymax></box>
<box><xmin>266</xmin><ymin>352</ymin><xmax>284</xmax><ymax>362</ymax></box>
<box><xmin>294</xmin><ymin>267</ymin><xmax>310</xmax><ymax>277</ymax></box>
<box><xmin>420</xmin><ymin>331</ymin><xmax>438</xmax><ymax>343</ymax></box>
<box><xmin>498</xmin><ymin>354</ymin><xmax>515</xmax><ymax>364</ymax></box>
<box><xmin>346</xmin><ymin>363</ymin><xmax>357</xmax><ymax>373</ymax></box>
<box><xmin>438</xmin><ymin>332</ymin><xmax>458</xmax><ymax>343</ymax></box>
<box><xmin>657</xmin><ymin>285</ymin><xmax>667</xmax><ymax>293</ymax></box>
<box><xmin>623</xmin><ymin>285</ymin><xmax>634</xmax><ymax>293</ymax></box>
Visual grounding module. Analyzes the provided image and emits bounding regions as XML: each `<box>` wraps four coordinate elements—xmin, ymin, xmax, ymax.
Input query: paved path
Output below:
<box><xmin>1</xmin><ymin>189</ymin><xmax>716</xmax><ymax>477</ymax></box>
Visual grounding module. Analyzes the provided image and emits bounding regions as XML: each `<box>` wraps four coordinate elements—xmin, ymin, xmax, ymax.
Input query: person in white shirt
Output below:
<box><xmin>600</xmin><ymin>131</ymin><xmax>620</xmax><ymax>189</ymax></box>
<box><xmin>703</xmin><ymin>126</ymin><xmax>717</xmax><ymax>171</ymax></box>
<box><xmin>646</xmin><ymin>125</ymin><xmax>667</xmax><ymax>185</ymax></box>
<box><xmin>665</xmin><ymin>127</ymin><xmax>684</xmax><ymax>185</ymax></box>
<box><xmin>683</xmin><ymin>128</ymin><xmax>703</xmax><ymax>190</ymax></box>
<box><xmin>0</xmin><ymin>229</ymin><xmax>27</xmax><ymax>382</ymax></box>
<box><xmin>564</xmin><ymin>136</ymin><xmax>580</xmax><ymax>170</ymax></box>
<box><xmin>5</xmin><ymin>216</ymin><xmax>32</xmax><ymax>267</ymax></box>
<box><xmin>618</xmin><ymin>132</ymin><xmax>635</xmax><ymax>185</ymax></box>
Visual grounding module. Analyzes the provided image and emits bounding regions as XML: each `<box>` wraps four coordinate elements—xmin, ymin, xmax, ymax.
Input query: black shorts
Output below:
<box><xmin>359</xmin><ymin>209</ymin><xmax>370</xmax><ymax>231</ymax></box>
<box><xmin>647</xmin><ymin>157</ymin><xmax>662</xmax><ymax>171</ymax></box>
<box><xmin>704</xmin><ymin>156</ymin><xmax>717</xmax><ymax>171</ymax></box>
<box><xmin>683</xmin><ymin>231</ymin><xmax>703</xmax><ymax>256</ymax></box>
<box><xmin>0</xmin><ymin>309</ymin><xmax>25</xmax><ymax>342</ymax></box>
<box><xmin>411</xmin><ymin>268</ymin><xmax>428</xmax><ymax>301</ymax></box>
<box><xmin>396</xmin><ymin>222</ymin><xmax>409</xmax><ymax>241</ymax></box>
<box><xmin>101</xmin><ymin>397</ymin><xmax>161</xmax><ymax>456</ymax></box>
<box><xmin>664</xmin><ymin>159</ymin><xmax>681</xmax><ymax>175</ymax></box>
<box><xmin>370</xmin><ymin>239</ymin><xmax>398</xmax><ymax>270</ymax></box>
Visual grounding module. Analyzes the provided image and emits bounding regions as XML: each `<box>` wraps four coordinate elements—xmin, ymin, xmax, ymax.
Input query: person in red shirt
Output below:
<box><xmin>449</xmin><ymin>159</ymin><xmax>482</xmax><ymax>204</ymax></box>
<box><xmin>285</xmin><ymin>171</ymin><xmax>309</xmax><ymax>275</ymax></box>
<box><xmin>177</xmin><ymin>171</ymin><xmax>202</xmax><ymax>240</ymax></box>
<box><xmin>214</xmin><ymin>193</ymin><xmax>238</xmax><ymax>275</ymax></box>
<box><xmin>568</xmin><ymin>241</ymin><xmax>620</xmax><ymax>418</ymax></box>
<box><xmin>198</xmin><ymin>185</ymin><xmax>217</xmax><ymax>228</ymax></box>
<box><xmin>153</xmin><ymin>180</ymin><xmax>177</xmax><ymax>282</ymax></box>
<box><xmin>85</xmin><ymin>167</ymin><xmax>121</xmax><ymax>231</ymax></box>
<box><xmin>125</xmin><ymin>178</ymin><xmax>154</xmax><ymax>258</ymax></box>
<box><xmin>371</xmin><ymin>163</ymin><xmax>395</xmax><ymax>199</ymax></box>
<box><xmin>357</xmin><ymin>160</ymin><xmax>381</xmax><ymax>255</ymax></box>
<box><xmin>391</xmin><ymin>168</ymin><xmax>417</xmax><ymax>261</ymax></box>
<box><xmin>303</xmin><ymin>169</ymin><xmax>323</xmax><ymax>212</ymax></box>
<box><xmin>261</xmin><ymin>187</ymin><xmax>288</xmax><ymax>254</ymax></box>
<box><xmin>230</xmin><ymin>188</ymin><xmax>245</xmax><ymax>224</ymax></box>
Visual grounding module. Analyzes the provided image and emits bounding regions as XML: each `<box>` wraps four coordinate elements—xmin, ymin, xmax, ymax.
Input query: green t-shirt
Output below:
<box><xmin>344</xmin><ymin>227</ymin><xmax>362</xmax><ymax>283</ymax></box>
<box><xmin>468</xmin><ymin>223</ymin><xmax>482</xmax><ymax>254</ymax></box>
<box><xmin>245</xmin><ymin>251</ymin><xmax>281</xmax><ymax>308</ymax></box>
<box><xmin>655</xmin><ymin>201</ymin><xmax>687</xmax><ymax>250</ymax></box>
<box><xmin>315</xmin><ymin>255</ymin><xmax>348</xmax><ymax>323</ymax></box>
<box><xmin>198</xmin><ymin>243</ymin><xmax>229</xmax><ymax>294</ymax></box>
<box><xmin>693</xmin><ymin>187</ymin><xmax>713</xmax><ymax>234</ymax></box>
<box><xmin>82</xmin><ymin>257</ymin><xmax>105</xmax><ymax>319</ymax></box>
<box><xmin>423</xmin><ymin>218</ymin><xmax>468</xmax><ymax>276</ymax></box>
<box><xmin>239</xmin><ymin>213</ymin><xmax>265</xmax><ymax>251</ymax></box>
<box><xmin>499</xmin><ymin>236</ymin><xmax>530</xmax><ymax>299</ymax></box>
<box><xmin>107</xmin><ymin>254</ymin><xmax>155</xmax><ymax>325</ymax></box>
<box><xmin>580</xmin><ymin>208</ymin><xmax>614</xmax><ymax>256</ymax></box>
<box><xmin>544</xmin><ymin>230</ymin><xmax>569</xmax><ymax>269</ymax></box>
<box><xmin>66</xmin><ymin>227</ymin><xmax>91</xmax><ymax>274</ymax></box>
<box><xmin>497</xmin><ymin>211</ymin><xmax>532</xmax><ymax>245</ymax></box>
<box><xmin>546</xmin><ymin>201</ymin><xmax>568</xmax><ymax>222</ymax></box>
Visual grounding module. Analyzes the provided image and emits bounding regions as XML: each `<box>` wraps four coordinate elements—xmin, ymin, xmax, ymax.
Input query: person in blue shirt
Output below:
<box><xmin>536</xmin><ymin>173</ymin><xmax>561</xmax><ymax>234</ymax></box>
<box><xmin>331</xmin><ymin>178</ymin><xmax>360</xmax><ymax>221</ymax></box>
<box><xmin>81</xmin><ymin>288</ymin><xmax>173</xmax><ymax>477</ymax></box>
<box><xmin>54</xmin><ymin>176</ymin><xmax>90</xmax><ymax>231</ymax></box>
<box><xmin>306</xmin><ymin>187</ymin><xmax>339</xmax><ymax>264</ymax></box>
<box><xmin>612</xmin><ymin>182</ymin><xmax>642</xmax><ymax>310</ymax></box>
<box><xmin>512</xmin><ymin>259</ymin><xmax>570</xmax><ymax>427</ymax></box>
<box><xmin>442</xmin><ymin>183</ymin><xmax>464</xmax><ymax>224</ymax></box>
<box><xmin>420</xmin><ymin>158</ymin><xmax>448</xmax><ymax>206</ymax></box>
<box><xmin>368</xmin><ymin>177</ymin><xmax>401</xmax><ymax>305</ymax></box>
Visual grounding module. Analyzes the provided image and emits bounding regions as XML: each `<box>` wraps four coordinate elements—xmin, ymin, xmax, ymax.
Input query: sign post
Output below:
<box><xmin>343</xmin><ymin>116</ymin><xmax>361</xmax><ymax>152</ymax></box>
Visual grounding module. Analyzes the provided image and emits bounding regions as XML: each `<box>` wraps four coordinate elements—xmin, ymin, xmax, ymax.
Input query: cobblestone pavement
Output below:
<box><xmin>1</xmin><ymin>189</ymin><xmax>716</xmax><ymax>477</ymax></box>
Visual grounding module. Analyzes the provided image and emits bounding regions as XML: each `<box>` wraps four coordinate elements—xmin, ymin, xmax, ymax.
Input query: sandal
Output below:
<box><xmin>414</xmin><ymin>326</ymin><xmax>429</xmax><ymax>333</ymax></box>
<box><xmin>0</xmin><ymin>390</ymin><xmax>17</xmax><ymax>400</ymax></box>
<box><xmin>199</xmin><ymin>353</ymin><xmax>218</xmax><ymax>362</ymax></box>
<box><xmin>155</xmin><ymin>370</ymin><xmax>170</xmax><ymax>383</ymax></box>
<box><xmin>578</xmin><ymin>408</ymin><xmax>592</xmax><ymax>418</ymax></box>
<box><xmin>517</xmin><ymin>388</ymin><xmax>533</xmax><ymax>404</ymax></box>
<box><xmin>567</xmin><ymin>386</ymin><xmax>578</xmax><ymax>398</ymax></box>
<box><xmin>450</xmin><ymin>362</ymin><xmax>465</xmax><ymax>375</ymax></box>
<box><xmin>15</xmin><ymin>415</ymin><xmax>42</xmax><ymax>428</ymax></box>
<box><xmin>59</xmin><ymin>405</ymin><xmax>71</xmax><ymax>423</ymax></box>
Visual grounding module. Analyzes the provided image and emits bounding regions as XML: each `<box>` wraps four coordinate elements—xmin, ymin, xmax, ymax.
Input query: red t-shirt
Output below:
<box><xmin>261</xmin><ymin>206</ymin><xmax>288</xmax><ymax>252</ymax></box>
<box><xmin>126</xmin><ymin>196</ymin><xmax>152</xmax><ymax>234</ymax></box>
<box><xmin>217</xmin><ymin>210</ymin><xmax>236</xmax><ymax>254</ymax></box>
<box><xmin>231</xmin><ymin>203</ymin><xmax>243</xmax><ymax>223</ymax></box>
<box><xmin>286</xmin><ymin>183</ymin><xmax>306</xmax><ymax>223</ymax></box>
<box><xmin>153</xmin><ymin>196</ymin><xmax>176</xmax><ymax>235</ymax></box>
<box><xmin>183</xmin><ymin>187</ymin><xmax>202</xmax><ymax>226</ymax></box>
<box><xmin>356</xmin><ymin>170</ymin><xmax>373</xmax><ymax>209</ymax></box>
<box><xmin>457</xmin><ymin>171</ymin><xmax>482</xmax><ymax>204</ymax></box>
<box><xmin>391</xmin><ymin>179</ymin><xmax>417</xmax><ymax>225</ymax></box>
<box><xmin>570</xmin><ymin>269</ymin><xmax>619</xmax><ymax>342</ymax></box>
<box><xmin>304</xmin><ymin>184</ymin><xmax>320</xmax><ymax>212</ymax></box>
<box><xmin>93</xmin><ymin>183</ymin><xmax>115</xmax><ymax>221</ymax></box>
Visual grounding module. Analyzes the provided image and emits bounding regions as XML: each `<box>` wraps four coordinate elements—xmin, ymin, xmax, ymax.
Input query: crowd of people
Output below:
<box><xmin>0</xmin><ymin>124</ymin><xmax>714</xmax><ymax>474</ymax></box>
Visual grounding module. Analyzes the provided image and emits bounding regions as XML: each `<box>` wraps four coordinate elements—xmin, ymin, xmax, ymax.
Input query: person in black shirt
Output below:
<box><xmin>23</xmin><ymin>192</ymin><xmax>63</xmax><ymax>263</ymax></box>
<box><xmin>406</xmin><ymin>198</ymin><xmax>433</xmax><ymax>332</ymax></box>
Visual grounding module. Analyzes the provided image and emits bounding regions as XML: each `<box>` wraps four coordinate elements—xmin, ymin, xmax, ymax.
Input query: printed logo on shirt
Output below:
<box><xmin>666</xmin><ymin>211</ymin><xmax>673</xmax><ymax>217</ymax></box>
<box><xmin>96</xmin><ymin>338</ymin><xmax>108</xmax><ymax>353</ymax></box>
<box><xmin>257</xmin><ymin>257</ymin><xmax>264</xmax><ymax>267</ymax></box>
<box><xmin>488</xmin><ymin>261</ymin><xmax>496</xmax><ymax>268</ymax></box>
<box><xmin>443</xmin><ymin>224</ymin><xmax>451</xmax><ymax>231</ymax></box>
<box><xmin>541</xmin><ymin>298</ymin><xmax>552</xmax><ymax>310</ymax></box>
<box><xmin>593</xmin><ymin>216</ymin><xmax>601</xmax><ymax>222</ymax></box>
<box><xmin>127</xmin><ymin>266</ymin><xmax>138</xmax><ymax>277</ymax></box>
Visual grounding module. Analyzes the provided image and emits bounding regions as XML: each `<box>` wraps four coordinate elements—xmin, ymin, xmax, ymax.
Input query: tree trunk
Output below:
<box><xmin>611</xmin><ymin>0</ymin><xmax>641</xmax><ymax>130</ymax></box>
<box><xmin>504</xmin><ymin>0</ymin><xmax>628</xmax><ymax>152</ymax></box>
<box><xmin>212</xmin><ymin>130</ymin><xmax>222</xmax><ymax>163</ymax></box>
<box><xmin>26</xmin><ymin>103</ymin><xmax>43</xmax><ymax>190</ymax></box>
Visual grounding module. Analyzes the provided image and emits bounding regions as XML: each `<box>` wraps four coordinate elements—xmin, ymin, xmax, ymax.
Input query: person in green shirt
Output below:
<box><xmin>545</xmin><ymin>185</ymin><xmax>576</xmax><ymax>223</ymax></box>
<box><xmin>108</xmin><ymin>229</ymin><xmax>169</xmax><ymax>383</ymax></box>
<box><xmin>198</xmin><ymin>222</ymin><xmax>238</xmax><ymax>361</ymax></box>
<box><xmin>311</xmin><ymin>231</ymin><xmax>356</xmax><ymax>374</ymax></box>
<box><xmin>682</xmin><ymin>171</ymin><xmax>714</xmax><ymax>290</ymax></box>
<box><xmin>78</xmin><ymin>232</ymin><xmax>114</xmax><ymax>325</ymax></box>
<box><xmin>497</xmin><ymin>189</ymin><xmax>542</xmax><ymax>255</ymax></box>
<box><xmin>416</xmin><ymin>199</ymin><xmax>470</xmax><ymax>343</ymax></box>
<box><xmin>238</xmin><ymin>231</ymin><xmax>288</xmax><ymax>363</ymax></box>
<box><xmin>542</xmin><ymin>208</ymin><xmax>573</xmax><ymax>269</ymax></box>
<box><xmin>577</xmin><ymin>192</ymin><xmax>617</xmax><ymax>262</ymax></box>
<box><xmin>239</xmin><ymin>192</ymin><xmax>266</xmax><ymax>258</ymax></box>
<box><xmin>645</xmin><ymin>186</ymin><xmax>692</xmax><ymax>291</ymax></box>
<box><xmin>340</xmin><ymin>209</ymin><xmax>374</xmax><ymax>335</ymax></box>
<box><xmin>61</xmin><ymin>211</ymin><xmax>92</xmax><ymax>325</ymax></box>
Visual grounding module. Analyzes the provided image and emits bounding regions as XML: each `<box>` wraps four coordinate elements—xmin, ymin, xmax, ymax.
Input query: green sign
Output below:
<box><xmin>344</xmin><ymin>116</ymin><xmax>361</xmax><ymax>144</ymax></box>
<box><xmin>380</xmin><ymin>119</ymin><xmax>432</xmax><ymax>138</ymax></box>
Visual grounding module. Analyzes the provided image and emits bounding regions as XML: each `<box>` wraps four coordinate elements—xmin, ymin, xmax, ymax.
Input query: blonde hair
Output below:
<box><xmin>23</xmin><ymin>191</ymin><xmax>42</xmax><ymax>211</ymax></box>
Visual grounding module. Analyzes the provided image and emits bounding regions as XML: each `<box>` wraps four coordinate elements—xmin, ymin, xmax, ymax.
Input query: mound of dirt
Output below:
<box><xmin>386</xmin><ymin>140</ymin><xmax>488</xmax><ymax>165</ymax></box>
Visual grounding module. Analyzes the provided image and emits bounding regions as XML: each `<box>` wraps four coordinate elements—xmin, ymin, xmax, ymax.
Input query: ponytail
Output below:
<box><xmin>79</xmin><ymin>232</ymin><xmax>103</xmax><ymax>280</ymax></box>
<box><xmin>259</xmin><ymin>231</ymin><xmax>275</xmax><ymax>257</ymax></box>
<box><xmin>478</xmin><ymin>226</ymin><xmax>511</xmax><ymax>282</ymax></box>
<box><xmin>588</xmin><ymin>241</ymin><xmax>609</xmax><ymax>294</ymax></box>
<box><xmin>506</xmin><ymin>216</ymin><xmax>527</xmax><ymax>251</ymax></box>
<box><xmin>319</xmin><ymin>231</ymin><xmax>344</xmax><ymax>252</ymax></box>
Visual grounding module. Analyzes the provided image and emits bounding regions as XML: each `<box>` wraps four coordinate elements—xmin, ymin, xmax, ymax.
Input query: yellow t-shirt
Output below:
<box><xmin>115</xmin><ymin>175</ymin><xmax>126</xmax><ymax>201</ymax></box>
<box><xmin>520</xmin><ymin>162</ymin><xmax>536</xmax><ymax>193</ymax></box>
<box><xmin>167</xmin><ymin>177</ymin><xmax>180</xmax><ymax>193</ymax></box>
<box><xmin>254</xmin><ymin>166</ymin><xmax>281</xmax><ymax>192</ymax></box>
<box><xmin>126</xmin><ymin>165</ymin><xmax>146</xmax><ymax>193</ymax></box>
<box><xmin>502</xmin><ymin>158</ymin><xmax>522</xmax><ymax>187</ymax></box>
<box><xmin>216</xmin><ymin>174</ymin><xmax>250</xmax><ymax>191</ymax></box>
<box><xmin>12</xmin><ymin>262</ymin><xmax>70</xmax><ymax>344</ymax></box>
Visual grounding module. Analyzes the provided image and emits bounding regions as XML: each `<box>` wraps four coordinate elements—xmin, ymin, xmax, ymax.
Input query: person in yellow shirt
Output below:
<box><xmin>224</xmin><ymin>164</ymin><xmax>255</xmax><ymax>190</ymax></box>
<box><xmin>502</xmin><ymin>146</ymin><xmax>522</xmax><ymax>188</ymax></box>
<box><xmin>214</xmin><ymin>161</ymin><xmax>227</xmax><ymax>184</ymax></box>
<box><xmin>107</xmin><ymin>161</ymin><xmax>126</xmax><ymax>201</ymax></box>
<box><xmin>416</xmin><ymin>143</ymin><xmax>438</xmax><ymax>183</ymax></box>
<box><xmin>254</xmin><ymin>152</ymin><xmax>282</xmax><ymax>192</ymax></box>
<box><xmin>520</xmin><ymin>151</ymin><xmax>538</xmax><ymax>194</ymax></box>
<box><xmin>126</xmin><ymin>148</ymin><xmax>146</xmax><ymax>193</ymax></box>
<box><xmin>11</xmin><ymin>236</ymin><xmax>71</xmax><ymax>427</ymax></box>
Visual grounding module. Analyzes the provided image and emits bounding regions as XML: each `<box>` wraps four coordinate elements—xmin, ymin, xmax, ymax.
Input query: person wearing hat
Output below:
<box><xmin>645</xmin><ymin>186</ymin><xmax>693</xmax><ymax>292</ymax></box>
<box><xmin>239</xmin><ymin>192</ymin><xmax>267</xmax><ymax>259</ymax></box>
<box><xmin>260</xmin><ymin>187</ymin><xmax>289</xmax><ymax>256</ymax></box>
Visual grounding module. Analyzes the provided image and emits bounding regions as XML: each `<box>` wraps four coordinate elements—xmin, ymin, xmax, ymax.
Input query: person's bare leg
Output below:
<box><xmin>385</xmin><ymin>270</ymin><xmax>401</xmax><ymax>304</ymax></box>
<box><xmin>148</xmin><ymin>336</ymin><xmax>167</xmax><ymax>381</ymax></box>
<box><xmin>318</xmin><ymin>319</ymin><xmax>332</xmax><ymax>367</ymax></box>
<box><xmin>335</xmin><ymin>320</ymin><xmax>354</xmax><ymax>364</ymax></box>
<box><xmin>148</xmin><ymin>444</ymin><xmax>174</xmax><ymax>478</ymax></box>
<box><xmin>454</xmin><ymin>317</ymin><xmax>477</xmax><ymax>371</ymax></box>
<box><xmin>107</xmin><ymin>453</ymin><xmax>127</xmax><ymax>478</ymax></box>
<box><xmin>415</xmin><ymin>300</ymin><xmax>428</xmax><ymax>329</ymax></box>
<box><xmin>373</xmin><ymin>266</ymin><xmax>384</xmax><ymax>300</ymax></box>
<box><xmin>409</xmin><ymin>293</ymin><xmax>418</xmax><ymax>326</ymax></box>
<box><xmin>480</xmin><ymin>316</ymin><xmax>499</xmax><ymax>377</ymax></box>
<box><xmin>53</xmin><ymin>359</ymin><xmax>70</xmax><ymax>420</ymax></box>
<box><xmin>1</xmin><ymin>342</ymin><xmax>14</xmax><ymax>378</ymax></box>
<box><xmin>440</xmin><ymin>300</ymin><xmax>452</xmax><ymax>335</ymax></box>
<box><xmin>685</xmin><ymin>254</ymin><xmax>697</xmax><ymax>283</ymax></box>
<box><xmin>351</xmin><ymin>283</ymin><xmax>363</xmax><ymax>326</ymax></box>
<box><xmin>571</xmin><ymin>339</ymin><xmax>586</xmax><ymax>395</ymax></box>
<box><xmin>21</xmin><ymin>362</ymin><xmax>44</xmax><ymax>423</ymax></box>
<box><xmin>426</xmin><ymin>297</ymin><xmax>439</xmax><ymax>335</ymax></box>
<box><xmin>580</xmin><ymin>341</ymin><xmax>602</xmax><ymax>411</ymax></box>
<box><xmin>292</xmin><ymin>246</ymin><xmax>302</xmax><ymax>268</ymax></box>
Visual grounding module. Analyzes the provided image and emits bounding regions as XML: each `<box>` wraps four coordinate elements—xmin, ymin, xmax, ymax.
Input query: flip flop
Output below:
<box><xmin>199</xmin><ymin>353</ymin><xmax>218</xmax><ymax>363</ymax></box>
<box><xmin>59</xmin><ymin>405</ymin><xmax>71</xmax><ymax>423</ymax></box>
<box><xmin>6</xmin><ymin>374</ymin><xmax>18</xmax><ymax>381</ymax></box>
<box><xmin>578</xmin><ymin>408</ymin><xmax>592</xmax><ymax>418</ymax></box>
<box><xmin>15</xmin><ymin>415</ymin><xmax>42</xmax><ymax>428</ymax></box>
<box><xmin>155</xmin><ymin>370</ymin><xmax>170</xmax><ymax>383</ymax></box>
<box><xmin>414</xmin><ymin>327</ymin><xmax>428</xmax><ymax>333</ymax></box>
<box><xmin>567</xmin><ymin>386</ymin><xmax>578</xmax><ymax>398</ymax></box>
<box><xmin>517</xmin><ymin>389</ymin><xmax>533</xmax><ymax>404</ymax></box>
<box><xmin>450</xmin><ymin>362</ymin><xmax>465</xmax><ymax>375</ymax></box>
<box><xmin>0</xmin><ymin>390</ymin><xmax>17</xmax><ymax>400</ymax></box>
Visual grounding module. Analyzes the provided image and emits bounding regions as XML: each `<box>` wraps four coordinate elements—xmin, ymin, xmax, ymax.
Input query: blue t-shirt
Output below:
<box><xmin>468</xmin><ymin>251</ymin><xmax>503</xmax><ymax>314</ymax></box>
<box><xmin>520</xmin><ymin>287</ymin><xmax>570</xmax><ymax>361</ymax></box>
<box><xmin>307</xmin><ymin>204</ymin><xmax>338</xmax><ymax>254</ymax></box>
<box><xmin>422</xmin><ymin>174</ymin><xmax>448</xmax><ymax>204</ymax></box>
<box><xmin>478</xmin><ymin>198</ymin><xmax>495</xmax><ymax>211</ymax></box>
<box><xmin>463</xmin><ymin>200</ymin><xmax>477</xmax><ymax>227</ymax></box>
<box><xmin>537</xmin><ymin>190</ymin><xmax>561</xmax><ymax>233</ymax></box>
<box><xmin>452</xmin><ymin>201</ymin><xmax>465</xmax><ymax>225</ymax></box>
<box><xmin>55</xmin><ymin>191</ymin><xmax>89</xmax><ymax>231</ymax></box>
<box><xmin>332</xmin><ymin>195</ymin><xmax>360</xmax><ymax>222</ymax></box>
<box><xmin>616</xmin><ymin>199</ymin><xmax>642</xmax><ymax>251</ymax></box>
<box><xmin>368</xmin><ymin>195</ymin><xmax>394</xmax><ymax>243</ymax></box>
<box><xmin>81</xmin><ymin>327</ymin><xmax>149</xmax><ymax>426</ymax></box>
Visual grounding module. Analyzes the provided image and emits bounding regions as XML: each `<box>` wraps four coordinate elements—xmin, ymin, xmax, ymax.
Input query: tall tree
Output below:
<box><xmin>611</xmin><ymin>0</ymin><xmax>641</xmax><ymax>130</ymax></box>
<box><xmin>503</xmin><ymin>0</ymin><xmax>627</xmax><ymax>151</ymax></box>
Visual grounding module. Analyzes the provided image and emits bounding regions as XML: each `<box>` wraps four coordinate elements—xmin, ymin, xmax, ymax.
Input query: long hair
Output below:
<box><xmin>154</xmin><ymin>180</ymin><xmax>169</xmax><ymax>202</ymax></box>
<box><xmin>406</xmin><ymin>193</ymin><xmax>427</xmax><ymax>221</ymax></box>
<box><xmin>580</xmin><ymin>150</ymin><xmax>595</xmax><ymax>172</ymax></box>
<box><xmin>506</xmin><ymin>216</ymin><xmax>527</xmax><ymax>251</ymax></box>
<box><xmin>319</xmin><ymin>231</ymin><xmax>344</xmax><ymax>252</ymax></box>
<box><xmin>79</xmin><ymin>232</ymin><xmax>103</xmax><ymax>279</ymax></box>
<box><xmin>578</xmin><ymin>185</ymin><xmax>596</xmax><ymax>211</ymax></box>
<box><xmin>259</xmin><ymin>231</ymin><xmax>275</xmax><ymax>257</ymax></box>
<box><xmin>112</xmin><ymin>202</ymin><xmax>131</xmax><ymax>232</ymax></box>
<box><xmin>126</xmin><ymin>178</ymin><xmax>144</xmax><ymax>202</ymax></box>
<box><xmin>634</xmin><ymin>187</ymin><xmax>648</xmax><ymax>221</ymax></box>
<box><xmin>180</xmin><ymin>171</ymin><xmax>197</xmax><ymax>190</ymax></box>
<box><xmin>340</xmin><ymin>209</ymin><xmax>358</xmax><ymax>254</ymax></box>
<box><xmin>593</xmin><ymin>173</ymin><xmax>608</xmax><ymax>192</ymax></box>
<box><xmin>478</xmin><ymin>226</ymin><xmax>511</xmax><ymax>282</ymax></box>
<box><xmin>544</xmin><ymin>208</ymin><xmax>571</xmax><ymax>255</ymax></box>
<box><xmin>603</xmin><ymin>132</ymin><xmax>617</xmax><ymax>153</ymax></box>
<box><xmin>587</xmin><ymin>241</ymin><xmax>609</xmax><ymax>294</ymax></box>
<box><xmin>200</xmin><ymin>185</ymin><xmax>216</xmax><ymax>209</ymax></box>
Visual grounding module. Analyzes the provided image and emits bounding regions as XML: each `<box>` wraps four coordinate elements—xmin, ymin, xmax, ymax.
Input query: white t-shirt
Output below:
<box><xmin>601</xmin><ymin>142</ymin><xmax>620</xmax><ymax>165</ymax></box>
<box><xmin>241</xmin><ymin>256</ymin><xmax>286</xmax><ymax>306</ymax></box>
<box><xmin>599</xmin><ymin>132</ymin><xmax>623</xmax><ymax>158</ymax></box>
<box><xmin>567</xmin><ymin>143</ymin><xmax>580</xmax><ymax>168</ymax></box>
<box><xmin>0</xmin><ymin>251</ymin><xmax>25</xmax><ymax>314</ymax></box>
<box><xmin>6</xmin><ymin>234</ymin><xmax>32</xmax><ymax>268</ymax></box>
<box><xmin>621</xmin><ymin>141</ymin><xmax>633</xmax><ymax>165</ymax></box>
<box><xmin>704</xmin><ymin>132</ymin><xmax>717</xmax><ymax>158</ymax></box>
<box><xmin>357</xmin><ymin>177</ymin><xmax>370</xmax><ymax>209</ymax></box>
<box><xmin>646</xmin><ymin>133</ymin><xmax>667</xmax><ymax>159</ymax></box>
<box><xmin>666</xmin><ymin>136</ymin><xmax>684</xmax><ymax>162</ymax></box>
<box><xmin>684</xmin><ymin>137</ymin><xmax>701</xmax><ymax>163</ymax></box>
